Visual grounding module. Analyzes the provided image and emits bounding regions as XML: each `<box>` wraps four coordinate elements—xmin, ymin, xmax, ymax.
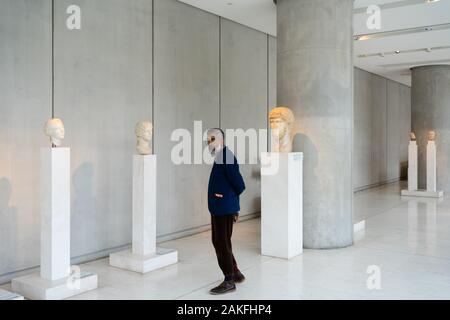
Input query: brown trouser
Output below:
<box><xmin>211</xmin><ymin>214</ymin><xmax>239</xmax><ymax>278</ymax></box>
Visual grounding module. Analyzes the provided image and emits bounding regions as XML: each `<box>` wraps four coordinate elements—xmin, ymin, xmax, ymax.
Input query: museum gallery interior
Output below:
<box><xmin>1</xmin><ymin>0</ymin><xmax>450</xmax><ymax>300</ymax></box>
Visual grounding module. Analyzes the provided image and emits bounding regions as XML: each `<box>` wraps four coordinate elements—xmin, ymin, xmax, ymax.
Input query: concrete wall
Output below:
<box><xmin>220</xmin><ymin>18</ymin><xmax>268</xmax><ymax>216</ymax></box>
<box><xmin>153</xmin><ymin>0</ymin><xmax>219</xmax><ymax>237</ymax></box>
<box><xmin>0</xmin><ymin>0</ymin><xmax>411</xmax><ymax>281</ymax></box>
<box><xmin>268</xmin><ymin>36</ymin><xmax>277</xmax><ymax>109</ymax></box>
<box><xmin>0</xmin><ymin>0</ymin><xmax>272</xmax><ymax>282</ymax></box>
<box><xmin>353</xmin><ymin>68</ymin><xmax>411</xmax><ymax>191</ymax></box>
<box><xmin>54</xmin><ymin>0</ymin><xmax>153</xmax><ymax>258</ymax></box>
<box><xmin>0</xmin><ymin>0</ymin><xmax>52</xmax><ymax>281</ymax></box>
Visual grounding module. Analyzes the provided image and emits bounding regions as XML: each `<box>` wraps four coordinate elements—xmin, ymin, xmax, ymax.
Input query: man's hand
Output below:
<box><xmin>233</xmin><ymin>214</ymin><xmax>239</xmax><ymax>223</ymax></box>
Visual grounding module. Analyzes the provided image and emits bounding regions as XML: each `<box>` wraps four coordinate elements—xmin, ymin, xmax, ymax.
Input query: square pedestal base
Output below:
<box><xmin>11</xmin><ymin>271</ymin><xmax>98</xmax><ymax>300</ymax></box>
<box><xmin>401</xmin><ymin>189</ymin><xmax>444</xmax><ymax>198</ymax></box>
<box><xmin>354</xmin><ymin>220</ymin><xmax>366</xmax><ymax>233</ymax></box>
<box><xmin>0</xmin><ymin>289</ymin><xmax>23</xmax><ymax>300</ymax></box>
<box><xmin>109</xmin><ymin>247</ymin><xmax>178</xmax><ymax>274</ymax></box>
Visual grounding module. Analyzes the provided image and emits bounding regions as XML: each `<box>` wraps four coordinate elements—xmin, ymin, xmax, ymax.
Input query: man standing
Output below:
<box><xmin>207</xmin><ymin>128</ymin><xmax>246</xmax><ymax>295</ymax></box>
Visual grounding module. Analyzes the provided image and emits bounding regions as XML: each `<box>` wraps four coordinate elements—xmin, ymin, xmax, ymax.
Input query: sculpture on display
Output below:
<box><xmin>109</xmin><ymin>121</ymin><xmax>178</xmax><ymax>273</ymax></box>
<box><xmin>428</xmin><ymin>131</ymin><xmax>436</xmax><ymax>142</ymax></box>
<box><xmin>44</xmin><ymin>118</ymin><xmax>65</xmax><ymax>148</ymax></box>
<box><xmin>269</xmin><ymin>106</ymin><xmax>295</xmax><ymax>153</ymax></box>
<box><xmin>402</xmin><ymin>129</ymin><xmax>443</xmax><ymax>198</ymax></box>
<box><xmin>13</xmin><ymin>119</ymin><xmax>98</xmax><ymax>299</ymax></box>
<box><xmin>135</xmin><ymin>121</ymin><xmax>153</xmax><ymax>155</ymax></box>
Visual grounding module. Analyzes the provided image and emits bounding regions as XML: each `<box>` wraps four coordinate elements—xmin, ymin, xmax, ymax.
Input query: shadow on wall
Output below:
<box><xmin>250</xmin><ymin>166</ymin><xmax>261</xmax><ymax>213</ymax></box>
<box><xmin>71</xmin><ymin>162</ymin><xmax>97</xmax><ymax>257</ymax></box>
<box><xmin>292</xmin><ymin>132</ymin><xmax>319</xmax><ymax>244</ymax></box>
<box><xmin>400</xmin><ymin>161</ymin><xmax>408</xmax><ymax>180</ymax></box>
<box><xmin>0</xmin><ymin>177</ymin><xmax>18</xmax><ymax>275</ymax></box>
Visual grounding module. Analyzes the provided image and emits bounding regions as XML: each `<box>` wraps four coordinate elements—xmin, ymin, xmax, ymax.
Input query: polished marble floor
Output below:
<box><xmin>4</xmin><ymin>181</ymin><xmax>450</xmax><ymax>300</ymax></box>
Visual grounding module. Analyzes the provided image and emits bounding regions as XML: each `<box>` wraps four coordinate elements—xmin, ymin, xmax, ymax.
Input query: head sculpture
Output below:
<box><xmin>269</xmin><ymin>106</ymin><xmax>295</xmax><ymax>153</ymax></box>
<box><xmin>44</xmin><ymin>118</ymin><xmax>65</xmax><ymax>147</ymax></box>
<box><xmin>409</xmin><ymin>132</ymin><xmax>416</xmax><ymax>141</ymax></box>
<box><xmin>207</xmin><ymin>128</ymin><xmax>225</xmax><ymax>158</ymax></box>
<box><xmin>135</xmin><ymin>121</ymin><xmax>153</xmax><ymax>155</ymax></box>
<box><xmin>428</xmin><ymin>131</ymin><xmax>436</xmax><ymax>142</ymax></box>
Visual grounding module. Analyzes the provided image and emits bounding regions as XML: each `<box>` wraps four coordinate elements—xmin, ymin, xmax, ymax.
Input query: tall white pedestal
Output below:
<box><xmin>110</xmin><ymin>155</ymin><xmax>177</xmax><ymax>274</ymax></box>
<box><xmin>408</xmin><ymin>141</ymin><xmax>418</xmax><ymax>192</ymax></box>
<box><xmin>12</xmin><ymin>148</ymin><xmax>98</xmax><ymax>300</ymax></box>
<box><xmin>402</xmin><ymin>141</ymin><xmax>443</xmax><ymax>198</ymax></box>
<box><xmin>261</xmin><ymin>152</ymin><xmax>303</xmax><ymax>259</ymax></box>
<box><xmin>427</xmin><ymin>141</ymin><xmax>437</xmax><ymax>192</ymax></box>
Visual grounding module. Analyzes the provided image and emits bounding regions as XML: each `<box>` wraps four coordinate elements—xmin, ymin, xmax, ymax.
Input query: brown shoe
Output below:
<box><xmin>233</xmin><ymin>271</ymin><xmax>246</xmax><ymax>283</ymax></box>
<box><xmin>209</xmin><ymin>281</ymin><xmax>236</xmax><ymax>295</ymax></box>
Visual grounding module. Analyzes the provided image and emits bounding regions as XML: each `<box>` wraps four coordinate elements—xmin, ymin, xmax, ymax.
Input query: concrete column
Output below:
<box><xmin>411</xmin><ymin>65</ymin><xmax>450</xmax><ymax>192</ymax></box>
<box><xmin>277</xmin><ymin>0</ymin><xmax>354</xmax><ymax>249</ymax></box>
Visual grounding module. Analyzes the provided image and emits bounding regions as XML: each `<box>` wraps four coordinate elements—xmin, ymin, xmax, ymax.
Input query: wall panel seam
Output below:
<box><xmin>267</xmin><ymin>34</ymin><xmax>270</xmax><ymax>151</ymax></box>
<box><xmin>219</xmin><ymin>17</ymin><xmax>222</xmax><ymax>128</ymax></box>
<box><xmin>152</xmin><ymin>0</ymin><xmax>155</xmax><ymax>153</ymax></box>
<box><xmin>52</xmin><ymin>0</ymin><xmax>55</xmax><ymax>117</ymax></box>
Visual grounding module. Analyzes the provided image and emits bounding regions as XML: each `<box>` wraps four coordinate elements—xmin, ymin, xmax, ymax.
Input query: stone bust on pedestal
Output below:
<box><xmin>428</xmin><ymin>131</ymin><xmax>436</xmax><ymax>142</ymax></box>
<box><xmin>135</xmin><ymin>121</ymin><xmax>153</xmax><ymax>155</ymax></box>
<box><xmin>269</xmin><ymin>106</ymin><xmax>295</xmax><ymax>153</ymax></box>
<box><xmin>44</xmin><ymin>118</ymin><xmax>65</xmax><ymax>148</ymax></box>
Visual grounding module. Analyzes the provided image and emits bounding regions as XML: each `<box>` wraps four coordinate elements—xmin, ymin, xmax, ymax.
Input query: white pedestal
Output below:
<box><xmin>0</xmin><ymin>289</ymin><xmax>23</xmax><ymax>300</ymax></box>
<box><xmin>427</xmin><ymin>141</ymin><xmax>438</xmax><ymax>192</ymax></box>
<box><xmin>402</xmin><ymin>141</ymin><xmax>443</xmax><ymax>198</ymax></box>
<box><xmin>408</xmin><ymin>141</ymin><xmax>418</xmax><ymax>192</ymax></box>
<box><xmin>40</xmin><ymin>148</ymin><xmax>71</xmax><ymax>281</ymax></box>
<box><xmin>110</xmin><ymin>248</ymin><xmax>178</xmax><ymax>274</ymax></box>
<box><xmin>401</xmin><ymin>189</ymin><xmax>444</xmax><ymax>198</ymax></box>
<box><xmin>261</xmin><ymin>152</ymin><xmax>303</xmax><ymax>259</ymax></box>
<box><xmin>12</xmin><ymin>148</ymin><xmax>98</xmax><ymax>300</ymax></box>
<box><xmin>11</xmin><ymin>271</ymin><xmax>98</xmax><ymax>301</ymax></box>
<box><xmin>354</xmin><ymin>220</ymin><xmax>366</xmax><ymax>233</ymax></box>
<box><xmin>110</xmin><ymin>155</ymin><xmax>178</xmax><ymax>273</ymax></box>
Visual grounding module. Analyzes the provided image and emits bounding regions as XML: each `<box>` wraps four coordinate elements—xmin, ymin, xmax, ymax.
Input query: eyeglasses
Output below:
<box><xmin>207</xmin><ymin>136</ymin><xmax>216</xmax><ymax>145</ymax></box>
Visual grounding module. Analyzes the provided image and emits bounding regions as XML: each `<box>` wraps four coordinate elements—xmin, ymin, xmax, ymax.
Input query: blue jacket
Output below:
<box><xmin>208</xmin><ymin>147</ymin><xmax>246</xmax><ymax>216</ymax></box>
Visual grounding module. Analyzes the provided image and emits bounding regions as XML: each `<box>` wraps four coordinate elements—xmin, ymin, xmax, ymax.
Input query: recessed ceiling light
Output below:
<box><xmin>427</xmin><ymin>0</ymin><xmax>440</xmax><ymax>3</ymax></box>
<box><xmin>395</xmin><ymin>50</ymin><xmax>401</xmax><ymax>54</ymax></box>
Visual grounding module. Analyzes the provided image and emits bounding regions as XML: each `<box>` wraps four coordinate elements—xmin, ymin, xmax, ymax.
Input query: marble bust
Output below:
<box><xmin>409</xmin><ymin>132</ymin><xmax>416</xmax><ymax>141</ymax></box>
<box><xmin>135</xmin><ymin>121</ymin><xmax>153</xmax><ymax>155</ymax></box>
<box><xmin>269</xmin><ymin>106</ymin><xmax>295</xmax><ymax>153</ymax></box>
<box><xmin>428</xmin><ymin>131</ymin><xmax>436</xmax><ymax>142</ymax></box>
<box><xmin>44</xmin><ymin>118</ymin><xmax>65</xmax><ymax>147</ymax></box>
